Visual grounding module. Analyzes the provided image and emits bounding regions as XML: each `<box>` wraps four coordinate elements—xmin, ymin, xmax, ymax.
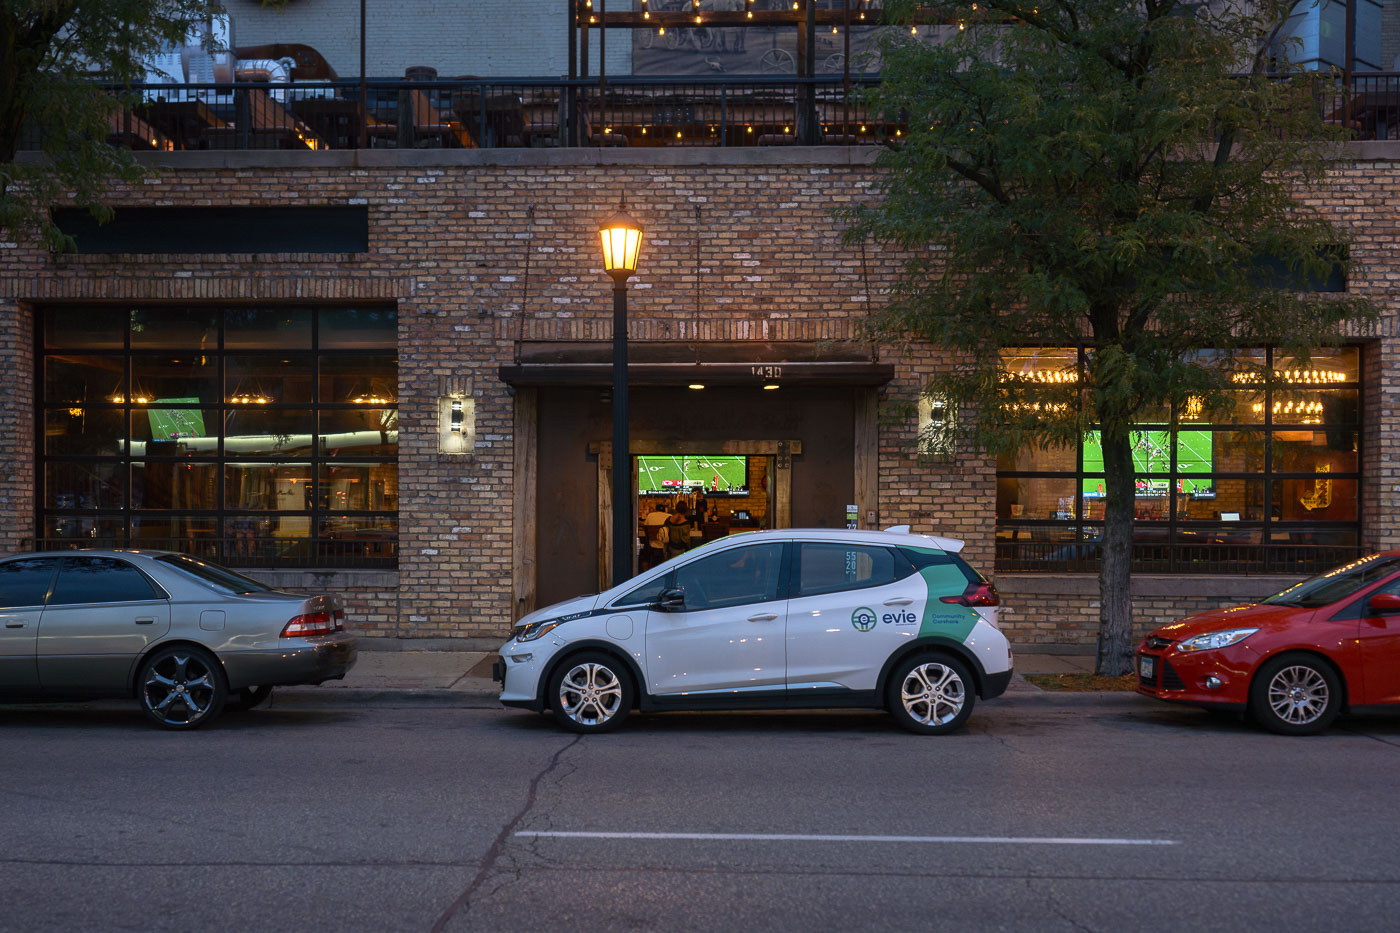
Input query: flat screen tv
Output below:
<box><xmin>1082</xmin><ymin>429</ymin><xmax>1213</xmax><ymax>498</ymax></box>
<box><xmin>637</xmin><ymin>455</ymin><xmax>749</xmax><ymax>497</ymax></box>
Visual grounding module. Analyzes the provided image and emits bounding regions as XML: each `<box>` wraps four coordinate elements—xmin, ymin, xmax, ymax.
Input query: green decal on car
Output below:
<box><xmin>851</xmin><ymin>607</ymin><xmax>878</xmax><ymax>632</ymax></box>
<box><xmin>915</xmin><ymin>562</ymin><xmax>979</xmax><ymax>642</ymax></box>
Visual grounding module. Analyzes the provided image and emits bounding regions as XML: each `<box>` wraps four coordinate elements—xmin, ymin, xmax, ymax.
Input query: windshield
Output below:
<box><xmin>154</xmin><ymin>554</ymin><xmax>275</xmax><ymax>595</ymax></box>
<box><xmin>1262</xmin><ymin>555</ymin><xmax>1400</xmax><ymax>609</ymax></box>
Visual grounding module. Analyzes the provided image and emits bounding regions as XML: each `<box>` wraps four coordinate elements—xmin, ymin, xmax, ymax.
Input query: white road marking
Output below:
<box><xmin>516</xmin><ymin>831</ymin><xmax>1177</xmax><ymax>846</ymax></box>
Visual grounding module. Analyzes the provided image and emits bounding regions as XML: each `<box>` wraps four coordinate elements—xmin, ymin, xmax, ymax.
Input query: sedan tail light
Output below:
<box><xmin>281</xmin><ymin>609</ymin><xmax>345</xmax><ymax>638</ymax></box>
<box><xmin>940</xmin><ymin>582</ymin><xmax>1000</xmax><ymax>607</ymax></box>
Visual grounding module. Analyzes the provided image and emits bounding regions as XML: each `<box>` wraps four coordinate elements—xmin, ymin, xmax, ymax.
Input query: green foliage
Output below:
<box><xmin>0</xmin><ymin>0</ymin><xmax>222</xmax><ymax>250</ymax></box>
<box><xmin>844</xmin><ymin>0</ymin><xmax>1376</xmax><ymax>454</ymax></box>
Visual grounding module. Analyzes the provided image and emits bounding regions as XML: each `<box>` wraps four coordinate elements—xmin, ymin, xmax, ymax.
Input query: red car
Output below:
<box><xmin>1136</xmin><ymin>553</ymin><xmax>1400</xmax><ymax>735</ymax></box>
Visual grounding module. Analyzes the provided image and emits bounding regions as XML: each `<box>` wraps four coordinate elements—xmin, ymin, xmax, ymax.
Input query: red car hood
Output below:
<box><xmin>1151</xmin><ymin>602</ymin><xmax>1316</xmax><ymax>641</ymax></box>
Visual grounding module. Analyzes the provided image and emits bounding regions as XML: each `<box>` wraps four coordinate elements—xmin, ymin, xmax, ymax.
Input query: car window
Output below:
<box><xmin>0</xmin><ymin>558</ymin><xmax>61</xmax><ymax>609</ymax></box>
<box><xmin>153</xmin><ymin>553</ymin><xmax>273</xmax><ymax>594</ymax></box>
<box><xmin>1331</xmin><ymin>573</ymin><xmax>1400</xmax><ymax>621</ymax></box>
<box><xmin>49</xmin><ymin>557</ymin><xmax>162</xmax><ymax>605</ymax></box>
<box><xmin>1264</xmin><ymin>555</ymin><xmax>1400</xmax><ymax>609</ymax></box>
<box><xmin>614</xmin><ymin>573</ymin><xmax>671</xmax><ymax>607</ymax></box>
<box><xmin>797</xmin><ymin>543</ymin><xmax>904</xmax><ymax>597</ymax></box>
<box><xmin>674</xmin><ymin>543</ymin><xmax>784</xmax><ymax>611</ymax></box>
<box><xmin>901</xmin><ymin>546</ymin><xmax>987</xmax><ymax>584</ymax></box>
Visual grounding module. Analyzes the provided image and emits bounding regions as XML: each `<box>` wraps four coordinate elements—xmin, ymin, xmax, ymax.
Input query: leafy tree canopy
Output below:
<box><xmin>844</xmin><ymin>0</ymin><xmax>1378</xmax><ymax>672</ymax></box>
<box><xmin>1</xmin><ymin>0</ymin><xmax>222</xmax><ymax>250</ymax></box>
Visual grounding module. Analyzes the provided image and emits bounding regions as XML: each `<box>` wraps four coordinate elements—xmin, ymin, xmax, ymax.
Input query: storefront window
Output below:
<box><xmin>996</xmin><ymin>347</ymin><xmax>1361</xmax><ymax>574</ymax></box>
<box><xmin>37</xmin><ymin>305</ymin><xmax>397</xmax><ymax>568</ymax></box>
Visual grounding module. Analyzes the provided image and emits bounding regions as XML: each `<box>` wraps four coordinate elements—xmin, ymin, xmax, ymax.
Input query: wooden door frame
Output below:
<box><xmin>590</xmin><ymin>439</ymin><xmax>802</xmax><ymax>592</ymax></box>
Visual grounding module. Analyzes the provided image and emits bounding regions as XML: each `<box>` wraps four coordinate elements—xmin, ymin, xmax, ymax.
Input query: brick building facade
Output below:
<box><xmin>4</xmin><ymin>145</ymin><xmax>1395</xmax><ymax>648</ymax></box>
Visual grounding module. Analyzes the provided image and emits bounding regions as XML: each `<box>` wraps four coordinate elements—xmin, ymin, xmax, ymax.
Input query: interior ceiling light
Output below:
<box><xmin>688</xmin><ymin>383</ymin><xmax>706</xmax><ymax>390</ymax></box>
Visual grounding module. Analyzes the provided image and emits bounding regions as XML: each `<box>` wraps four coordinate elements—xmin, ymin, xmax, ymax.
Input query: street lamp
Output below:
<box><xmin>598</xmin><ymin>203</ymin><xmax>644</xmax><ymax>587</ymax></box>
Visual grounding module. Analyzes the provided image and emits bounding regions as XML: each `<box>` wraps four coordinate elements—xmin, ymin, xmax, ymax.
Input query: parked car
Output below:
<box><xmin>1136</xmin><ymin>552</ymin><xmax>1400</xmax><ymax>734</ymax></box>
<box><xmin>494</xmin><ymin>528</ymin><xmax>1012</xmax><ymax>734</ymax></box>
<box><xmin>0</xmin><ymin>550</ymin><xmax>357</xmax><ymax>729</ymax></box>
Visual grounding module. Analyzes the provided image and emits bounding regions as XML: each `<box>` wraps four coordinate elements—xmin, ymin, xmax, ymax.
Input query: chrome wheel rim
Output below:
<box><xmin>900</xmin><ymin>662</ymin><xmax>965</xmax><ymax>726</ymax></box>
<box><xmin>558</xmin><ymin>662</ymin><xmax>623</xmax><ymax>727</ymax></box>
<box><xmin>142</xmin><ymin>653</ymin><xmax>217</xmax><ymax>726</ymax></box>
<box><xmin>1267</xmin><ymin>665</ymin><xmax>1330</xmax><ymax>725</ymax></box>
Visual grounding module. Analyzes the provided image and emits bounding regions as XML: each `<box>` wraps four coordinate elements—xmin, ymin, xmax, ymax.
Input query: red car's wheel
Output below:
<box><xmin>1248</xmin><ymin>653</ymin><xmax>1341</xmax><ymax>736</ymax></box>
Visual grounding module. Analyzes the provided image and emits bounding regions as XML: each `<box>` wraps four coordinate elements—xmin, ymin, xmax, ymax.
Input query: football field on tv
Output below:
<box><xmin>638</xmin><ymin>455</ymin><xmax>747</xmax><ymax>495</ymax></box>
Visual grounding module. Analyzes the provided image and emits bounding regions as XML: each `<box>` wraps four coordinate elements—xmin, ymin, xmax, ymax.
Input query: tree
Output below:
<box><xmin>0</xmin><ymin>1</ymin><xmax>220</xmax><ymax>251</ymax></box>
<box><xmin>844</xmin><ymin>0</ymin><xmax>1377</xmax><ymax>674</ymax></box>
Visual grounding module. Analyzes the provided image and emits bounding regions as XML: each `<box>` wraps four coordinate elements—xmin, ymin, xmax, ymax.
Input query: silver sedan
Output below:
<box><xmin>0</xmin><ymin>550</ymin><xmax>357</xmax><ymax>729</ymax></box>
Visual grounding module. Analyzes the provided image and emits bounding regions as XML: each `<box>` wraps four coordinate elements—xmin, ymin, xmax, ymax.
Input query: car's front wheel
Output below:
<box><xmin>547</xmin><ymin>652</ymin><xmax>634</xmax><ymax>734</ymax></box>
<box><xmin>138</xmin><ymin>645</ymin><xmax>227</xmax><ymax>730</ymax></box>
<box><xmin>1249</xmin><ymin>653</ymin><xmax>1341</xmax><ymax>736</ymax></box>
<box><xmin>887</xmin><ymin>654</ymin><xmax>975</xmax><ymax>735</ymax></box>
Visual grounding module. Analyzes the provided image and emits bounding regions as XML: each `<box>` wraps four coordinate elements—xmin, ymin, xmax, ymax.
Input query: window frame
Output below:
<box><xmin>36</xmin><ymin>305</ymin><xmax>398</xmax><ymax>570</ymax></box>
<box><xmin>995</xmin><ymin>346</ymin><xmax>1363</xmax><ymax>575</ymax></box>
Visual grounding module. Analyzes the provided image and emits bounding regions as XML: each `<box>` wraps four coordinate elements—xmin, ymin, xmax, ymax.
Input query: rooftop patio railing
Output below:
<box><xmin>23</xmin><ymin>72</ymin><xmax>1400</xmax><ymax>154</ymax></box>
<box><xmin>32</xmin><ymin>75</ymin><xmax>895</xmax><ymax>153</ymax></box>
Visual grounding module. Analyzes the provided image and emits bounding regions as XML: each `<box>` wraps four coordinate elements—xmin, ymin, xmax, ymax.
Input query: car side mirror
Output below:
<box><xmin>655</xmin><ymin>587</ymin><xmax>685</xmax><ymax>611</ymax></box>
<box><xmin>1369</xmin><ymin>592</ymin><xmax>1400</xmax><ymax>614</ymax></box>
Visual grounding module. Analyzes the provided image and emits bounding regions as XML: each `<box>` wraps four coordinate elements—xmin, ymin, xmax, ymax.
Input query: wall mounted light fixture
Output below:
<box><xmin>438</xmin><ymin>376</ymin><xmax>475</xmax><ymax>457</ymax></box>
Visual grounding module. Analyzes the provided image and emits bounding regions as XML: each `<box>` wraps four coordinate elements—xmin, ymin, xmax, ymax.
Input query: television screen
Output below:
<box><xmin>1082</xmin><ymin>430</ymin><xmax>1213</xmax><ymax>498</ymax></box>
<box><xmin>638</xmin><ymin>455</ymin><xmax>749</xmax><ymax>497</ymax></box>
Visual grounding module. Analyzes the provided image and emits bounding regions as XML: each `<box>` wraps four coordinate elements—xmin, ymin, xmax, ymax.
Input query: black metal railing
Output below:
<box><xmin>29</xmin><ymin>75</ymin><xmax>894</xmax><ymax>153</ymax></box>
<box><xmin>995</xmin><ymin>531</ymin><xmax>1361</xmax><ymax>576</ymax></box>
<box><xmin>25</xmin><ymin>536</ymin><xmax>397</xmax><ymax>571</ymax></box>
<box><xmin>48</xmin><ymin>71</ymin><xmax>1400</xmax><ymax>154</ymax></box>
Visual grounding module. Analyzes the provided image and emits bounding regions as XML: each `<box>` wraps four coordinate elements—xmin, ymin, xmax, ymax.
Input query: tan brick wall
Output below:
<box><xmin>2</xmin><ymin>148</ymin><xmax>1397</xmax><ymax>645</ymax></box>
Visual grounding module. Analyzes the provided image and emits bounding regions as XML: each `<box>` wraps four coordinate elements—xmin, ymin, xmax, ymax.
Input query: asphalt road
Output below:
<box><xmin>4</xmin><ymin>693</ymin><xmax>1400</xmax><ymax>932</ymax></box>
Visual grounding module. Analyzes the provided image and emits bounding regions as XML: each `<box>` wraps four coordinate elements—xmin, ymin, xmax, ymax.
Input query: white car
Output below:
<box><xmin>494</xmin><ymin>528</ymin><xmax>1012</xmax><ymax>734</ymax></box>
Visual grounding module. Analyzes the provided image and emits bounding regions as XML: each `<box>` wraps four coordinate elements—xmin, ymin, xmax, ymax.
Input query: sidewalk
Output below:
<box><xmin>272</xmin><ymin>641</ymin><xmax>1098</xmax><ymax>706</ymax></box>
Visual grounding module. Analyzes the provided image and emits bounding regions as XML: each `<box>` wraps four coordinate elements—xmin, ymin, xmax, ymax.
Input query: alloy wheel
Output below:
<box><xmin>557</xmin><ymin>662</ymin><xmax>624</xmax><ymax>727</ymax></box>
<box><xmin>1266</xmin><ymin>664</ymin><xmax>1330</xmax><ymax>726</ymax></box>
<box><xmin>142</xmin><ymin>651</ymin><xmax>219</xmax><ymax>727</ymax></box>
<box><xmin>899</xmin><ymin>661</ymin><xmax>966</xmax><ymax>726</ymax></box>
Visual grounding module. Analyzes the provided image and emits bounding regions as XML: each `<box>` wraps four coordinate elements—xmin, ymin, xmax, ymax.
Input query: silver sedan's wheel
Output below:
<box><xmin>1249</xmin><ymin>653</ymin><xmax>1341</xmax><ymax>736</ymax></box>
<box><xmin>548</xmin><ymin>652</ymin><xmax>633</xmax><ymax>734</ymax></box>
<box><xmin>138</xmin><ymin>646</ymin><xmax>227</xmax><ymax>730</ymax></box>
<box><xmin>887</xmin><ymin>654</ymin><xmax>975</xmax><ymax>735</ymax></box>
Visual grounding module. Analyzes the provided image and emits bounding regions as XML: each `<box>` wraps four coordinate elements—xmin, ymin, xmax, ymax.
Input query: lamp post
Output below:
<box><xmin>598</xmin><ymin>203</ymin><xmax>644</xmax><ymax>588</ymax></box>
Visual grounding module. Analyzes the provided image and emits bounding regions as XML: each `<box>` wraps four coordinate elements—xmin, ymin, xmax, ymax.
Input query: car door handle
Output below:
<box><xmin>747</xmin><ymin>613</ymin><xmax>779</xmax><ymax>622</ymax></box>
<box><xmin>883</xmin><ymin>598</ymin><xmax>914</xmax><ymax>607</ymax></box>
<box><xmin>134</xmin><ymin>618</ymin><xmax>156</xmax><ymax>625</ymax></box>
<box><xmin>4</xmin><ymin>622</ymin><xmax>25</xmax><ymax>629</ymax></box>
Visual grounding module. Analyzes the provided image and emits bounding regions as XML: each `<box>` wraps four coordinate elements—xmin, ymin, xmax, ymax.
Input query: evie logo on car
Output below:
<box><xmin>851</xmin><ymin>608</ymin><xmax>878</xmax><ymax>632</ymax></box>
<box><xmin>882</xmin><ymin>610</ymin><xmax>918</xmax><ymax>626</ymax></box>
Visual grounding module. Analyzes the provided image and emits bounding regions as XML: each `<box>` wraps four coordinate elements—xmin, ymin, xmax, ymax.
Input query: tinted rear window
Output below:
<box><xmin>153</xmin><ymin>554</ymin><xmax>274</xmax><ymax>594</ymax></box>
<box><xmin>0</xmin><ymin>558</ymin><xmax>60</xmax><ymax>608</ymax></box>
<box><xmin>50</xmin><ymin>557</ymin><xmax>161</xmax><ymax>605</ymax></box>
<box><xmin>900</xmin><ymin>547</ymin><xmax>986</xmax><ymax>584</ymax></box>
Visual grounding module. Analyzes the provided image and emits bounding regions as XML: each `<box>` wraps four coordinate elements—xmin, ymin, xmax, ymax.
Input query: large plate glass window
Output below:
<box><xmin>995</xmin><ymin>347</ymin><xmax>1361</xmax><ymax>574</ymax></box>
<box><xmin>38</xmin><ymin>305</ymin><xmax>397</xmax><ymax>568</ymax></box>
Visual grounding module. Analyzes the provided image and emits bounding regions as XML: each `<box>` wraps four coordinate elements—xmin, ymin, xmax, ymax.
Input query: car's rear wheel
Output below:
<box><xmin>1249</xmin><ymin>653</ymin><xmax>1341</xmax><ymax>736</ymax></box>
<box><xmin>138</xmin><ymin>645</ymin><xmax>227</xmax><ymax>730</ymax></box>
<box><xmin>887</xmin><ymin>654</ymin><xmax>975</xmax><ymax>735</ymax></box>
<box><xmin>547</xmin><ymin>652</ymin><xmax>633</xmax><ymax>734</ymax></box>
<box><xmin>230</xmin><ymin>685</ymin><xmax>273</xmax><ymax>710</ymax></box>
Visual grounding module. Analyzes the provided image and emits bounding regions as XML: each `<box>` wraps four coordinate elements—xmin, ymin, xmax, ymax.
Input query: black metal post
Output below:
<box><xmin>358</xmin><ymin>0</ymin><xmax>368</xmax><ymax>149</ymax></box>
<box><xmin>611</xmin><ymin>274</ymin><xmax>632</xmax><ymax>588</ymax></box>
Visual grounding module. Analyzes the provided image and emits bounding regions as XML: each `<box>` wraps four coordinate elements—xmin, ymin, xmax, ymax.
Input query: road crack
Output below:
<box><xmin>430</xmin><ymin>734</ymin><xmax>581</xmax><ymax>932</ymax></box>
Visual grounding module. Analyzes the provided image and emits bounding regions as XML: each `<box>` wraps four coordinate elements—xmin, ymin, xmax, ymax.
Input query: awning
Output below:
<box><xmin>498</xmin><ymin>340</ymin><xmax>895</xmax><ymax>387</ymax></box>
